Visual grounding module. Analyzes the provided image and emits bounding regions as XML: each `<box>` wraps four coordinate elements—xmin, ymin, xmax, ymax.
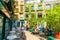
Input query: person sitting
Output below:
<box><xmin>44</xmin><ymin>26</ymin><xmax>54</xmax><ymax>36</ymax></box>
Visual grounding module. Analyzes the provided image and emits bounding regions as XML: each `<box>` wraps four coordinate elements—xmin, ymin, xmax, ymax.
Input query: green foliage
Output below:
<box><xmin>0</xmin><ymin>16</ymin><xmax>3</xmax><ymax>18</ymax></box>
<box><xmin>11</xmin><ymin>0</ymin><xmax>15</xmax><ymax>11</ymax></box>
<box><xmin>29</xmin><ymin>14</ymin><xmax>44</xmax><ymax>28</ymax></box>
<box><xmin>29</xmin><ymin>17</ymin><xmax>37</xmax><ymax>28</ymax></box>
<box><xmin>46</xmin><ymin>4</ymin><xmax>60</xmax><ymax>33</ymax></box>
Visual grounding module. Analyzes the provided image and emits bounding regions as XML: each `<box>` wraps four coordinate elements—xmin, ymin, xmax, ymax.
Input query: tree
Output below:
<box><xmin>46</xmin><ymin>4</ymin><xmax>60</xmax><ymax>33</ymax></box>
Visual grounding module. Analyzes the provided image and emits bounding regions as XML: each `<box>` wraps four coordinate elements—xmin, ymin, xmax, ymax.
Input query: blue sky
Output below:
<box><xmin>26</xmin><ymin>0</ymin><xmax>54</xmax><ymax>4</ymax></box>
<box><xmin>44</xmin><ymin>0</ymin><xmax>54</xmax><ymax>2</ymax></box>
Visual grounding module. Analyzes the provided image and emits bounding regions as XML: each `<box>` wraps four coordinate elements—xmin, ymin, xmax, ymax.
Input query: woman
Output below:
<box><xmin>21</xmin><ymin>24</ymin><xmax>26</xmax><ymax>38</ymax></box>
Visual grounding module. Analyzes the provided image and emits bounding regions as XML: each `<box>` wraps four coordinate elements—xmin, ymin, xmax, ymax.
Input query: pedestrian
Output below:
<box><xmin>21</xmin><ymin>24</ymin><xmax>26</xmax><ymax>38</ymax></box>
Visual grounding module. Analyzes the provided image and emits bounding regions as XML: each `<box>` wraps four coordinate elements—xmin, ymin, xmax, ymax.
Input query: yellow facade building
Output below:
<box><xmin>14</xmin><ymin>0</ymin><xmax>60</xmax><ymax>20</ymax></box>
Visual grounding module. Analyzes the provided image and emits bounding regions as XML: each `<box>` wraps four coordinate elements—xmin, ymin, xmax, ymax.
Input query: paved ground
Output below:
<box><xmin>15</xmin><ymin>29</ymin><xmax>47</xmax><ymax>40</ymax></box>
<box><xmin>13</xmin><ymin>27</ymin><xmax>47</xmax><ymax>40</ymax></box>
<box><xmin>25</xmin><ymin>31</ymin><xmax>47</xmax><ymax>40</ymax></box>
<box><xmin>12</xmin><ymin>28</ymin><xmax>60</xmax><ymax>40</ymax></box>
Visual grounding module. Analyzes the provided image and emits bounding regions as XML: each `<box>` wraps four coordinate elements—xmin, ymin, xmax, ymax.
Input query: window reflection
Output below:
<box><xmin>46</xmin><ymin>4</ymin><xmax>51</xmax><ymax>10</ymax></box>
<box><xmin>0</xmin><ymin>14</ymin><xmax>3</xmax><ymax>39</ymax></box>
<box><xmin>25</xmin><ymin>5</ymin><xmax>29</xmax><ymax>12</ymax></box>
<box><xmin>32</xmin><ymin>6</ymin><xmax>34</xmax><ymax>10</ymax></box>
<box><xmin>38</xmin><ymin>6</ymin><xmax>43</xmax><ymax>10</ymax></box>
<box><xmin>0</xmin><ymin>2</ymin><xmax>3</xmax><ymax>9</ymax></box>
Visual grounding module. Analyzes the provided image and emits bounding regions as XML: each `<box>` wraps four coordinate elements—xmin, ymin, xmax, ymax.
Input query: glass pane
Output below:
<box><xmin>25</xmin><ymin>14</ymin><xmax>28</xmax><ymax>18</ymax></box>
<box><xmin>0</xmin><ymin>14</ymin><xmax>3</xmax><ymax>39</ymax></box>
<box><xmin>31</xmin><ymin>6</ymin><xmax>34</xmax><ymax>10</ymax></box>
<box><xmin>25</xmin><ymin>5</ymin><xmax>28</xmax><ymax>11</ymax></box>
<box><xmin>38</xmin><ymin>6</ymin><xmax>42</xmax><ymax>9</ymax></box>
<box><xmin>0</xmin><ymin>2</ymin><xmax>3</xmax><ymax>7</ymax></box>
<box><xmin>5</xmin><ymin>19</ymin><xmax>10</xmax><ymax>38</ymax></box>
<box><xmin>46</xmin><ymin>4</ymin><xmax>51</xmax><ymax>10</ymax></box>
<box><xmin>0</xmin><ymin>2</ymin><xmax>3</xmax><ymax>9</ymax></box>
<box><xmin>38</xmin><ymin>13</ymin><xmax>42</xmax><ymax>18</ymax></box>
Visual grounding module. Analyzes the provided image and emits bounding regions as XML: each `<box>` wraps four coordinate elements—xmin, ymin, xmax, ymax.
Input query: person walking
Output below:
<box><xmin>21</xmin><ymin>24</ymin><xmax>26</xmax><ymax>38</ymax></box>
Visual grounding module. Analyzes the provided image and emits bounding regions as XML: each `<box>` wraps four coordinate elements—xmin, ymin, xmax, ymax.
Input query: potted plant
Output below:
<box><xmin>54</xmin><ymin>25</ymin><xmax>60</xmax><ymax>39</ymax></box>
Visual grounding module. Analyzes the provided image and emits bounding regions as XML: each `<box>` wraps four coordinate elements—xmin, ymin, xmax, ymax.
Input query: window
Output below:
<box><xmin>38</xmin><ymin>6</ymin><xmax>43</xmax><ymax>10</ymax></box>
<box><xmin>0</xmin><ymin>2</ymin><xmax>2</xmax><ymax>8</ymax></box>
<box><xmin>31</xmin><ymin>6</ymin><xmax>35</xmax><ymax>11</ymax></box>
<box><xmin>0</xmin><ymin>2</ymin><xmax>3</xmax><ymax>9</ymax></box>
<box><xmin>25</xmin><ymin>5</ymin><xmax>29</xmax><ymax>12</ymax></box>
<box><xmin>46</xmin><ymin>4</ymin><xmax>51</xmax><ymax>10</ymax></box>
<box><xmin>5</xmin><ymin>19</ymin><xmax>10</xmax><ymax>38</ymax></box>
<box><xmin>26</xmin><ymin>7</ymin><xmax>28</xmax><ymax>11</ymax></box>
<box><xmin>0</xmin><ymin>14</ymin><xmax>3</xmax><ymax>39</ymax></box>
<box><xmin>14</xmin><ymin>8</ymin><xmax>19</xmax><ymax>13</ymax></box>
<box><xmin>31</xmin><ymin>6</ymin><xmax>34</xmax><ymax>10</ymax></box>
<box><xmin>25</xmin><ymin>14</ymin><xmax>28</xmax><ymax>18</ymax></box>
<box><xmin>17</xmin><ymin>22</ymin><xmax>20</xmax><ymax>27</ymax></box>
<box><xmin>38</xmin><ymin>13</ymin><xmax>42</xmax><ymax>18</ymax></box>
<box><xmin>21</xmin><ymin>6</ymin><xmax>23</xmax><ymax>11</ymax></box>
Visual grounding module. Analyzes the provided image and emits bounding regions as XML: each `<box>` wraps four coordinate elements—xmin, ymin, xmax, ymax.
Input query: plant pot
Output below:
<box><xmin>54</xmin><ymin>34</ymin><xmax>60</xmax><ymax>39</ymax></box>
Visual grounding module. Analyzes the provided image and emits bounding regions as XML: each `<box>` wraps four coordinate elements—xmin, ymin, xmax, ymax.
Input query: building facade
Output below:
<box><xmin>14</xmin><ymin>0</ymin><xmax>60</xmax><ymax>20</ymax></box>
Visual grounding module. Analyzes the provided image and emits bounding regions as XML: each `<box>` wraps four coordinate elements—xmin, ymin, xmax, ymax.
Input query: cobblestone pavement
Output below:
<box><xmin>25</xmin><ymin>31</ymin><xmax>47</xmax><ymax>40</ymax></box>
